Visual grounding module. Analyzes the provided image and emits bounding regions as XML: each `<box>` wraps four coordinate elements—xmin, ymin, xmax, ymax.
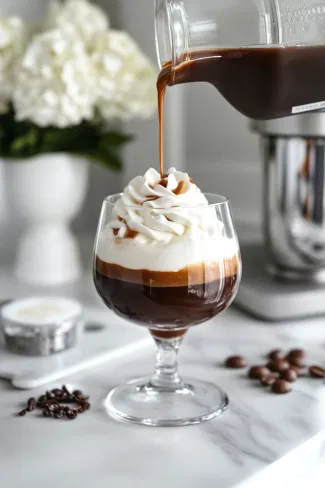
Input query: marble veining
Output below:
<box><xmin>0</xmin><ymin>270</ymin><xmax>325</xmax><ymax>487</ymax></box>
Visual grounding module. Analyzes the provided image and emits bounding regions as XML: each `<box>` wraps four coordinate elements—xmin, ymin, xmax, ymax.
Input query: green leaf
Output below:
<box><xmin>84</xmin><ymin>149</ymin><xmax>123</xmax><ymax>171</ymax></box>
<box><xmin>100</xmin><ymin>131</ymin><xmax>133</xmax><ymax>147</ymax></box>
<box><xmin>10</xmin><ymin>127</ymin><xmax>38</xmax><ymax>156</ymax></box>
<box><xmin>0</xmin><ymin>105</ymin><xmax>131</xmax><ymax>171</ymax></box>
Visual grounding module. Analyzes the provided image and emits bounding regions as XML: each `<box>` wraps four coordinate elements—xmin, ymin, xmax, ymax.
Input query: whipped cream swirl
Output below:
<box><xmin>109</xmin><ymin>168</ymin><xmax>219</xmax><ymax>243</ymax></box>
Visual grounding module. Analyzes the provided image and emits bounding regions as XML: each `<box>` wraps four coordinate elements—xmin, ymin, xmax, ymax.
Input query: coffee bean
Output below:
<box><xmin>260</xmin><ymin>374</ymin><xmax>277</xmax><ymax>386</ymax></box>
<box><xmin>267</xmin><ymin>358</ymin><xmax>290</xmax><ymax>373</ymax></box>
<box><xmin>268</xmin><ymin>349</ymin><xmax>284</xmax><ymax>361</ymax></box>
<box><xmin>281</xmin><ymin>368</ymin><xmax>297</xmax><ymax>382</ymax></box>
<box><xmin>287</xmin><ymin>356</ymin><xmax>305</xmax><ymax>367</ymax></box>
<box><xmin>76</xmin><ymin>405</ymin><xmax>84</xmax><ymax>413</ymax></box>
<box><xmin>54</xmin><ymin>410</ymin><xmax>64</xmax><ymax>419</ymax></box>
<box><xmin>74</xmin><ymin>391</ymin><xmax>90</xmax><ymax>401</ymax></box>
<box><xmin>52</xmin><ymin>388</ymin><xmax>63</xmax><ymax>398</ymax></box>
<box><xmin>64</xmin><ymin>395</ymin><xmax>75</xmax><ymax>404</ymax></box>
<box><xmin>62</xmin><ymin>385</ymin><xmax>71</xmax><ymax>396</ymax></box>
<box><xmin>81</xmin><ymin>402</ymin><xmax>91</xmax><ymax>411</ymax></box>
<box><xmin>309</xmin><ymin>365</ymin><xmax>325</xmax><ymax>378</ymax></box>
<box><xmin>288</xmin><ymin>348</ymin><xmax>305</xmax><ymax>359</ymax></box>
<box><xmin>37</xmin><ymin>399</ymin><xmax>47</xmax><ymax>408</ymax></box>
<box><xmin>42</xmin><ymin>398</ymin><xmax>55</xmax><ymax>406</ymax></box>
<box><xmin>18</xmin><ymin>409</ymin><xmax>27</xmax><ymax>417</ymax></box>
<box><xmin>75</xmin><ymin>396</ymin><xmax>84</xmax><ymax>405</ymax></box>
<box><xmin>43</xmin><ymin>409</ymin><xmax>53</xmax><ymax>418</ymax></box>
<box><xmin>76</xmin><ymin>394</ymin><xmax>90</xmax><ymax>401</ymax></box>
<box><xmin>26</xmin><ymin>398</ymin><xmax>36</xmax><ymax>412</ymax></box>
<box><xmin>286</xmin><ymin>349</ymin><xmax>306</xmax><ymax>367</ymax></box>
<box><xmin>271</xmin><ymin>379</ymin><xmax>292</xmax><ymax>394</ymax></box>
<box><xmin>225</xmin><ymin>355</ymin><xmax>247</xmax><ymax>369</ymax></box>
<box><xmin>249</xmin><ymin>366</ymin><xmax>270</xmax><ymax>379</ymax></box>
<box><xmin>73</xmin><ymin>390</ymin><xmax>83</xmax><ymax>397</ymax></box>
<box><xmin>47</xmin><ymin>402</ymin><xmax>60</xmax><ymax>412</ymax></box>
<box><xmin>66</xmin><ymin>410</ymin><xmax>77</xmax><ymax>420</ymax></box>
<box><xmin>290</xmin><ymin>365</ymin><xmax>305</xmax><ymax>377</ymax></box>
<box><xmin>46</xmin><ymin>391</ymin><xmax>55</xmax><ymax>400</ymax></box>
<box><xmin>37</xmin><ymin>395</ymin><xmax>47</xmax><ymax>405</ymax></box>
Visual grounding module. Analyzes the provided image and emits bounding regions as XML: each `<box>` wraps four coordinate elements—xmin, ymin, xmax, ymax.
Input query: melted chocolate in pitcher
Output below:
<box><xmin>157</xmin><ymin>45</ymin><xmax>325</xmax><ymax>173</ymax></box>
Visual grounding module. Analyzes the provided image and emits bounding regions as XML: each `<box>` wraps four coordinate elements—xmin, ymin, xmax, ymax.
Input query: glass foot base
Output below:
<box><xmin>104</xmin><ymin>377</ymin><xmax>228</xmax><ymax>427</ymax></box>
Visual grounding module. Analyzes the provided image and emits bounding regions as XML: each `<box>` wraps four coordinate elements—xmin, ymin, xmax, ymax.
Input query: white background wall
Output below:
<box><xmin>0</xmin><ymin>0</ymin><xmax>262</xmax><ymax>265</ymax></box>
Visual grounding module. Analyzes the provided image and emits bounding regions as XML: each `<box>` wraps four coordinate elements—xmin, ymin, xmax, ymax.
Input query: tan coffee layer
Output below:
<box><xmin>96</xmin><ymin>255</ymin><xmax>240</xmax><ymax>287</ymax></box>
<box><xmin>150</xmin><ymin>328</ymin><xmax>188</xmax><ymax>339</ymax></box>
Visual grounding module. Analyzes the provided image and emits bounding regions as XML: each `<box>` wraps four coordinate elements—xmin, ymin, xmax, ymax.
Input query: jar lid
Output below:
<box><xmin>1</xmin><ymin>297</ymin><xmax>83</xmax><ymax>356</ymax></box>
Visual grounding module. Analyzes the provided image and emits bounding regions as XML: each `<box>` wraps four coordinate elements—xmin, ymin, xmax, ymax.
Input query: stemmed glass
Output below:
<box><xmin>93</xmin><ymin>193</ymin><xmax>241</xmax><ymax>426</ymax></box>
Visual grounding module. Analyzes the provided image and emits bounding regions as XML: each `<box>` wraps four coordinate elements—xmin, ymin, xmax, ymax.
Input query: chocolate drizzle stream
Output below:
<box><xmin>157</xmin><ymin>65</ymin><xmax>171</xmax><ymax>177</ymax></box>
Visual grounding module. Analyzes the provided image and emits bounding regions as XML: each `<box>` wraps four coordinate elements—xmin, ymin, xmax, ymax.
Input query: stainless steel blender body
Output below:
<box><xmin>253</xmin><ymin>112</ymin><xmax>325</xmax><ymax>282</ymax></box>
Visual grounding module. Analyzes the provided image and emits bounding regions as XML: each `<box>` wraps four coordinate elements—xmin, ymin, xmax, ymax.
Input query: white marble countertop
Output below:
<box><xmin>0</xmin><ymin>266</ymin><xmax>325</xmax><ymax>488</ymax></box>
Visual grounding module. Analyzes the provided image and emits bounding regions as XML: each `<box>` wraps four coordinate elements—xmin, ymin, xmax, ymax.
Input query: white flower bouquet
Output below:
<box><xmin>0</xmin><ymin>0</ymin><xmax>157</xmax><ymax>170</ymax></box>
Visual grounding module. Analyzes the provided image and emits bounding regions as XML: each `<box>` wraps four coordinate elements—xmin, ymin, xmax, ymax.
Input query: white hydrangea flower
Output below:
<box><xmin>0</xmin><ymin>16</ymin><xmax>26</xmax><ymax>114</ymax></box>
<box><xmin>93</xmin><ymin>30</ymin><xmax>158</xmax><ymax>122</ymax></box>
<box><xmin>46</xmin><ymin>0</ymin><xmax>109</xmax><ymax>49</ymax></box>
<box><xmin>13</xmin><ymin>29</ymin><xmax>97</xmax><ymax>128</ymax></box>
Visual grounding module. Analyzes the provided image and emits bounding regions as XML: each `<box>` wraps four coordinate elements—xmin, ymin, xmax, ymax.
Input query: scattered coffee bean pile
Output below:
<box><xmin>17</xmin><ymin>385</ymin><xmax>91</xmax><ymax>420</ymax></box>
<box><xmin>225</xmin><ymin>348</ymin><xmax>325</xmax><ymax>395</ymax></box>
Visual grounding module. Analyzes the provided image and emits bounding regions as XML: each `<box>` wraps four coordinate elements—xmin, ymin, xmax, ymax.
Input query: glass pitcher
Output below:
<box><xmin>155</xmin><ymin>0</ymin><xmax>325</xmax><ymax>120</ymax></box>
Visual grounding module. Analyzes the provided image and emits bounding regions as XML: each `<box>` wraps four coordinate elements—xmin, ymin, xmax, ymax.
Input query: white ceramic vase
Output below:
<box><xmin>7</xmin><ymin>153</ymin><xmax>89</xmax><ymax>286</ymax></box>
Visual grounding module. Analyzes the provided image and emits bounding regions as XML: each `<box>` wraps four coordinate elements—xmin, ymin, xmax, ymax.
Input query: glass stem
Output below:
<box><xmin>150</xmin><ymin>336</ymin><xmax>184</xmax><ymax>391</ymax></box>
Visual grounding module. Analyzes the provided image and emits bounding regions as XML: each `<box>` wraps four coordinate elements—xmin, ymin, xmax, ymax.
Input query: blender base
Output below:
<box><xmin>235</xmin><ymin>243</ymin><xmax>325</xmax><ymax>321</ymax></box>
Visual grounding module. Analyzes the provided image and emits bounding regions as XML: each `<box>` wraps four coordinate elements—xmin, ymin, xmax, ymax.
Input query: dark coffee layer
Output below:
<box><xmin>158</xmin><ymin>45</ymin><xmax>325</xmax><ymax>121</ymax></box>
<box><xmin>96</xmin><ymin>256</ymin><xmax>240</xmax><ymax>287</ymax></box>
<box><xmin>94</xmin><ymin>267</ymin><xmax>239</xmax><ymax>329</ymax></box>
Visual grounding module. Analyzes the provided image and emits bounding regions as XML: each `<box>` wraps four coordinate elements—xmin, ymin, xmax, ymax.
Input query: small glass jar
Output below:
<box><xmin>1</xmin><ymin>297</ymin><xmax>83</xmax><ymax>356</ymax></box>
<box><xmin>155</xmin><ymin>0</ymin><xmax>325</xmax><ymax>70</ymax></box>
